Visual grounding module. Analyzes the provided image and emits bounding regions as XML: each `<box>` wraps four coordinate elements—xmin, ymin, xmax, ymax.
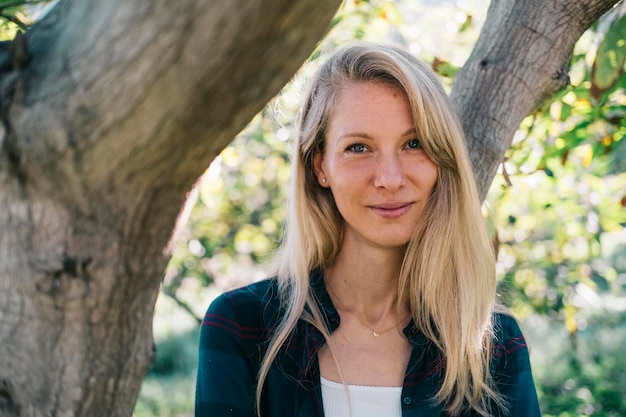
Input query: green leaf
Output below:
<box><xmin>431</xmin><ymin>57</ymin><xmax>459</xmax><ymax>79</ymax></box>
<box><xmin>544</xmin><ymin>166</ymin><xmax>555</xmax><ymax>177</ymax></box>
<box><xmin>591</xmin><ymin>13</ymin><xmax>626</xmax><ymax>97</ymax></box>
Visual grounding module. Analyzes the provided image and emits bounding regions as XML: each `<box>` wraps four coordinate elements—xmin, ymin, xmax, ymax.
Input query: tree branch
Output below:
<box><xmin>6</xmin><ymin>0</ymin><xmax>341</xmax><ymax>261</ymax></box>
<box><xmin>451</xmin><ymin>0</ymin><xmax>620</xmax><ymax>200</ymax></box>
<box><xmin>161</xmin><ymin>285</ymin><xmax>203</xmax><ymax>325</ymax></box>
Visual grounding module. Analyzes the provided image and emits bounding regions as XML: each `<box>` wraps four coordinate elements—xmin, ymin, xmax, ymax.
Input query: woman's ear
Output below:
<box><xmin>313</xmin><ymin>151</ymin><xmax>329</xmax><ymax>188</ymax></box>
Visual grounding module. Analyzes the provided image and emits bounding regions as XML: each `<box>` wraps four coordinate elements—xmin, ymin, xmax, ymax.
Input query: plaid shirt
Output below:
<box><xmin>195</xmin><ymin>269</ymin><xmax>542</xmax><ymax>417</ymax></box>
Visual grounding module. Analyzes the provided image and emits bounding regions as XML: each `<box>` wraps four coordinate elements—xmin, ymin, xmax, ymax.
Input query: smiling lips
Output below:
<box><xmin>368</xmin><ymin>202</ymin><xmax>414</xmax><ymax>219</ymax></box>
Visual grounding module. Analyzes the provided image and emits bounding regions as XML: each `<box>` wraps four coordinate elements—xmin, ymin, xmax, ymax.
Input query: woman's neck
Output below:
<box><xmin>324</xmin><ymin>242</ymin><xmax>407</xmax><ymax>323</ymax></box>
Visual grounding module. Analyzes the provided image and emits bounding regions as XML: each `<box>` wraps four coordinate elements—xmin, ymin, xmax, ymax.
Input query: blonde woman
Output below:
<box><xmin>195</xmin><ymin>43</ymin><xmax>541</xmax><ymax>417</ymax></box>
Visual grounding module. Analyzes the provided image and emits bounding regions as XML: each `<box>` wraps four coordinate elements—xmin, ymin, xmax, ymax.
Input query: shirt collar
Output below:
<box><xmin>309</xmin><ymin>268</ymin><xmax>426</xmax><ymax>346</ymax></box>
<box><xmin>309</xmin><ymin>268</ymin><xmax>341</xmax><ymax>332</ymax></box>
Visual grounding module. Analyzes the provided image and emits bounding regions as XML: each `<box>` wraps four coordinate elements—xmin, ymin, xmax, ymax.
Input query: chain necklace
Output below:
<box><xmin>327</xmin><ymin>282</ymin><xmax>411</xmax><ymax>338</ymax></box>
<box><xmin>355</xmin><ymin>314</ymin><xmax>408</xmax><ymax>337</ymax></box>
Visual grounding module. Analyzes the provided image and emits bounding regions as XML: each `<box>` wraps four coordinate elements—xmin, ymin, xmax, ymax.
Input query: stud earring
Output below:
<box><xmin>321</xmin><ymin>178</ymin><xmax>327</xmax><ymax>184</ymax></box>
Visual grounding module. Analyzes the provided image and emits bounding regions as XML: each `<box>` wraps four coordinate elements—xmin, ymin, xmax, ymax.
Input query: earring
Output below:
<box><xmin>321</xmin><ymin>178</ymin><xmax>327</xmax><ymax>184</ymax></box>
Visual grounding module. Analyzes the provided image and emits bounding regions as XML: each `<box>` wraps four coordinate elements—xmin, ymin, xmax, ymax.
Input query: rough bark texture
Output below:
<box><xmin>0</xmin><ymin>0</ymin><xmax>340</xmax><ymax>416</ymax></box>
<box><xmin>451</xmin><ymin>0</ymin><xmax>621</xmax><ymax>200</ymax></box>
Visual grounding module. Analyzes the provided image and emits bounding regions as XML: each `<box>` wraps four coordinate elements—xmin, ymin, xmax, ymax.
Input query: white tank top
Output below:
<box><xmin>320</xmin><ymin>377</ymin><xmax>403</xmax><ymax>417</ymax></box>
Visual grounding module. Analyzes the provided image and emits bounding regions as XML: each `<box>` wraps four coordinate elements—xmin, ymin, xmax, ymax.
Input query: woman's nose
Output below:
<box><xmin>373</xmin><ymin>153</ymin><xmax>406</xmax><ymax>191</ymax></box>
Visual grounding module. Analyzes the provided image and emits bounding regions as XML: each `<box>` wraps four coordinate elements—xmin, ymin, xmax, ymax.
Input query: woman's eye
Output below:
<box><xmin>406</xmin><ymin>138</ymin><xmax>421</xmax><ymax>149</ymax></box>
<box><xmin>347</xmin><ymin>143</ymin><xmax>366</xmax><ymax>153</ymax></box>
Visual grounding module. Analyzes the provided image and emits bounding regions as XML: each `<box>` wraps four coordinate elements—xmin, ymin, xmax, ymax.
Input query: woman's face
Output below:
<box><xmin>314</xmin><ymin>81</ymin><xmax>438</xmax><ymax>252</ymax></box>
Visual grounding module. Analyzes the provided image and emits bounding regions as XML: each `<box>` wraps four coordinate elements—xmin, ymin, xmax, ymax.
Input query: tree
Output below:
<box><xmin>0</xmin><ymin>0</ymin><xmax>341</xmax><ymax>416</ymax></box>
<box><xmin>0</xmin><ymin>1</ymin><xmax>620</xmax><ymax>416</ymax></box>
<box><xmin>451</xmin><ymin>0</ymin><xmax>622</xmax><ymax>199</ymax></box>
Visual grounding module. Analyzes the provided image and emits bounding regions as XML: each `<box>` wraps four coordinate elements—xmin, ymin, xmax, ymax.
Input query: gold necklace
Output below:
<box><xmin>327</xmin><ymin>282</ymin><xmax>410</xmax><ymax>337</ymax></box>
<box><xmin>353</xmin><ymin>314</ymin><xmax>408</xmax><ymax>337</ymax></box>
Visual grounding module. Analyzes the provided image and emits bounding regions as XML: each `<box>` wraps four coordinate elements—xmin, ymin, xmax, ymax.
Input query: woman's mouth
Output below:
<box><xmin>369</xmin><ymin>202</ymin><xmax>414</xmax><ymax>219</ymax></box>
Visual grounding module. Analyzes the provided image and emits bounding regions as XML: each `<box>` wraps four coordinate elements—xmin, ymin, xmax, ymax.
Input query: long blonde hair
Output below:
<box><xmin>257</xmin><ymin>43</ymin><xmax>501</xmax><ymax>416</ymax></box>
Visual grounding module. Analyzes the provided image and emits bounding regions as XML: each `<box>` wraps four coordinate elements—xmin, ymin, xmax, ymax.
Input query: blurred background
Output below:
<box><xmin>4</xmin><ymin>1</ymin><xmax>625</xmax><ymax>416</ymax></box>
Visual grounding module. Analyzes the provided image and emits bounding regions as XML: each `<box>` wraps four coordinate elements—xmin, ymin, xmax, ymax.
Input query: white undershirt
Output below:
<box><xmin>321</xmin><ymin>377</ymin><xmax>403</xmax><ymax>417</ymax></box>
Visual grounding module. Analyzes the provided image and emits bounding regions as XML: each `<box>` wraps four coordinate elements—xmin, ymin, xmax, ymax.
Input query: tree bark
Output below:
<box><xmin>451</xmin><ymin>0</ymin><xmax>621</xmax><ymax>200</ymax></box>
<box><xmin>0</xmin><ymin>0</ymin><xmax>340</xmax><ymax>416</ymax></box>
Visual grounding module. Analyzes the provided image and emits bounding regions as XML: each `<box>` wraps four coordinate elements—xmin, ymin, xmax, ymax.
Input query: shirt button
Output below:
<box><xmin>403</xmin><ymin>396</ymin><xmax>412</xmax><ymax>405</ymax></box>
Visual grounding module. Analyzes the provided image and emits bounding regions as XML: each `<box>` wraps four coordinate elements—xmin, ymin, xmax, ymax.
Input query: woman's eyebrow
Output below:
<box><xmin>338</xmin><ymin>132</ymin><xmax>373</xmax><ymax>140</ymax></box>
<box><xmin>401</xmin><ymin>127</ymin><xmax>418</xmax><ymax>137</ymax></box>
<box><xmin>339</xmin><ymin>128</ymin><xmax>417</xmax><ymax>140</ymax></box>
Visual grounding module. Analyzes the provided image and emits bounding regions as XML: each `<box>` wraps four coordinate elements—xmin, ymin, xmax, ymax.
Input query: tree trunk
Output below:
<box><xmin>451</xmin><ymin>0</ymin><xmax>620</xmax><ymax>199</ymax></box>
<box><xmin>0</xmin><ymin>0</ymin><xmax>340</xmax><ymax>416</ymax></box>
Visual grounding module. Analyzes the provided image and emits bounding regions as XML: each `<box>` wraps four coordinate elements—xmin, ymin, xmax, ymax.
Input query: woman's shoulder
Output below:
<box><xmin>490</xmin><ymin>312</ymin><xmax>542</xmax><ymax>416</ymax></box>
<box><xmin>492</xmin><ymin>310</ymin><xmax>528</xmax><ymax>341</ymax></box>
<box><xmin>201</xmin><ymin>278</ymin><xmax>283</xmax><ymax>339</ymax></box>
<box><xmin>491</xmin><ymin>310</ymin><xmax>532</xmax><ymax>367</ymax></box>
<box><xmin>213</xmin><ymin>278</ymin><xmax>280</xmax><ymax>303</ymax></box>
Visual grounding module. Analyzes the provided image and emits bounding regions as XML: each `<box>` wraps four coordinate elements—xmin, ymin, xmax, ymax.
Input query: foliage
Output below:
<box><xmin>0</xmin><ymin>0</ymin><xmax>54</xmax><ymax>39</ymax></box>
<box><xmin>485</xmin><ymin>9</ymin><xmax>626</xmax><ymax>330</ymax></box>
<box><xmin>162</xmin><ymin>109</ymin><xmax>293</xmax><ymax>301</ymax></box>
<box><xmin>135</xmin><ymin>374</ymin><xmax>195</xmax><ymax>417</ymax></box>
<box><xmin>135</xmin><ymin>325</ymin><xmax>200</xmax><ymax>416</ymax></box>
<box><xmin>148</xmin><ymin>328</ymin><xmax>199</xmax><ymax>377</ymax></box>
<box><xmin>592</xmin><ymin>11</ymin><xmax>626</xmax><ymax>97</ymax></box>
<box><xmin>528</xmin><ymin>311</ymin><xmax>626</xmax><ymax>417</ymax></box>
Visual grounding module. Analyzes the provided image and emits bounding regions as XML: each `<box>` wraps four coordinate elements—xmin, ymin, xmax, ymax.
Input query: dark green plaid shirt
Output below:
<box><xmin>195</xmin><ymin>270</ymin><xmax>541</xmax><ymax>417</ymax></box>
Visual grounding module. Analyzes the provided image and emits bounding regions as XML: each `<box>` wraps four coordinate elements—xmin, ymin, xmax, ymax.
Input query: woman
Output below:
<box><xmin>195</xmin><ymin>43</ymin><xmax>541</xmax><ymax>417</ymax></box>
